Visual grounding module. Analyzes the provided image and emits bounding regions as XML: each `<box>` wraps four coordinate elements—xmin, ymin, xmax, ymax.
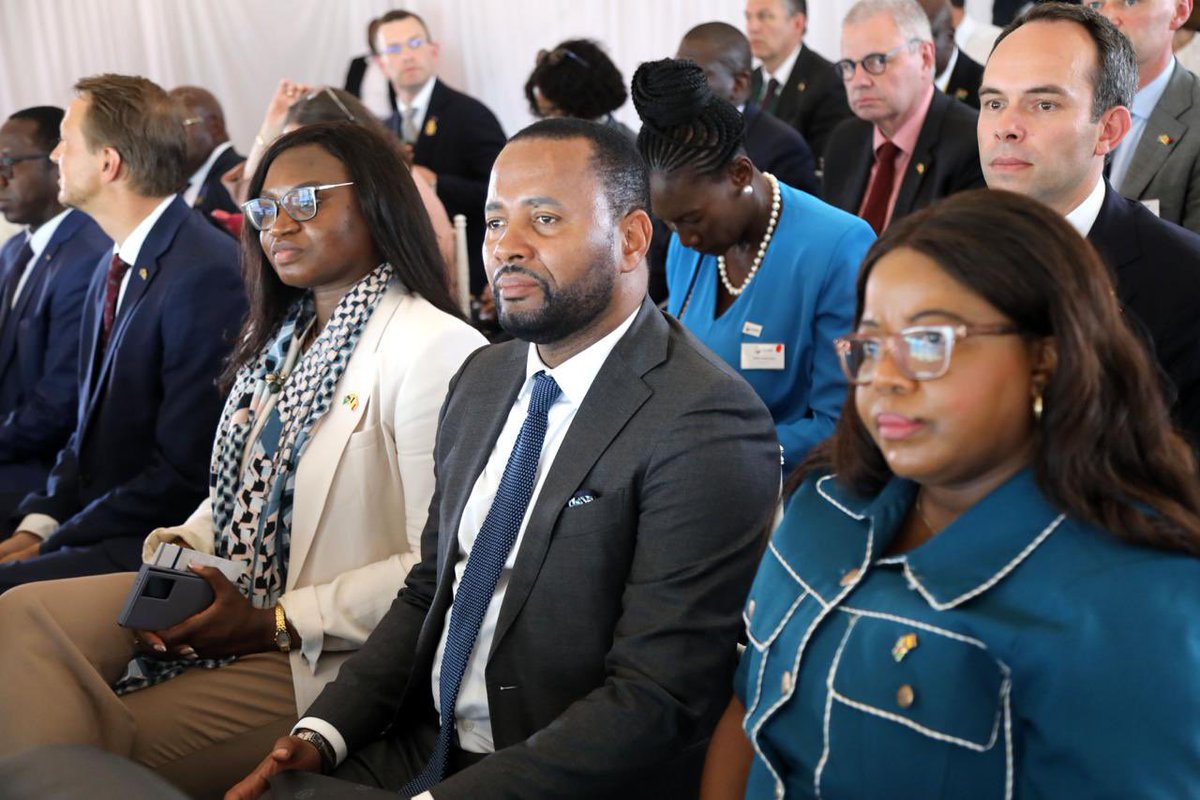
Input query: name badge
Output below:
<box><xmin>741</xmin><ymin>343</ymin><xmax>785</xmax><ymax>370</ymax></box>
<box><xmin>742</xmin><ymin>321</ymin><xmax>763</xmax><ymax>338</ymax></box>
<box><xmin>1141</xmin><ymin>198</ymin><xmax>1161</xmax><ymax>217</ymax></box>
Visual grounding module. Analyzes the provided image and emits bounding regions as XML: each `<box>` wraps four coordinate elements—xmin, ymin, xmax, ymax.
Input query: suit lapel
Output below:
<box><xmin>413</xmin><ymin>79</ymin><xmax>447</xmax><ymax>166</ymax></box>
<box><xmin>1120</xmin><ymin>67</ymin><xmax>1194</xmax><ymax>198</ymax></box>
<box><xmin>1088</xmin><ymin>183</ymin><xmax>1142</xmax><ymax>306</ymax></box>
<box><xmin>842</xmin><ymin>124</ymin><xmax>876</xmax><ymax>211</ymax></box>
<box><xmin>81</xmin><ymin>199</ymin><xmax>187</xmax><ymax>441</ymax></box>
<box><xmin>286</xmin><ymin>289</ymin><xmax>401</xmax><ymax>586</ymax></box>
<box><xmin>489</xmin><ymin>301</ymin><xmax>665</xmax><ymax>653</ymax></box>
<box><xmin>774</xmin><ymin>47</ymin><xmax>811</xmax><ymax>120</ymax></box>
<box><xmin>893</xmin><ymin>92</ymin><xmax>945</xmax><ymax>218</ymax></box>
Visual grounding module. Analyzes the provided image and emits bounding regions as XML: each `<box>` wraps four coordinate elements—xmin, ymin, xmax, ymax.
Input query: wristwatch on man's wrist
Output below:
<box><xmin>273</xmin><ymin>604</ymin><xmax>292</xmax><ymax>653</ymax></box>
<box><xmin>293</xmin><ymin>728</ymin><xmax>335</xmax><ymax>773</ymax></box>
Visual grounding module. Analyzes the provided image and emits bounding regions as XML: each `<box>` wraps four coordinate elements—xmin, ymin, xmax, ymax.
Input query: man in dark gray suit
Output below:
<box><xmin>227</xmin><ymin>119</ymin><xmax>781</xmax><ymax>800</ymax></box>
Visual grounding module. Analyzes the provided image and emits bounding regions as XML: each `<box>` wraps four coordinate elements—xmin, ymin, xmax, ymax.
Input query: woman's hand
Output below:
<box><xmin>137</xmin><ymin>565</ymin><xmax>276</xmax><ymax>660</ymax></box>
<box><xmin>0</xmin><ymin>531</ymin><xmax>41</xmax><ymax>564</ymax></box>
<box><xmin>260</xmin><ymin>79</ymin><xmax>311</xmax><ymax>142</ymax></box>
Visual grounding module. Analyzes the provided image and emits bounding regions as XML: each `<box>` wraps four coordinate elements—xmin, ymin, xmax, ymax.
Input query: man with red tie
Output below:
<box><xmin>0</xmin><ymin>75</ymin><xmax>245</xmax><ymax>590</ymax></box>
<box><xmin>821</xmin><ymin>0</ymin><xmax>983</xmax><ymax>234</ymax></box>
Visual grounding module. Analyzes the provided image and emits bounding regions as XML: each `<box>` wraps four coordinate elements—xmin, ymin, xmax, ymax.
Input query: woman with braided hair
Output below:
<box><xmin>633</xmin><ymin>58</ymin><xmax>875</xmax><ymax>469</ymax></box>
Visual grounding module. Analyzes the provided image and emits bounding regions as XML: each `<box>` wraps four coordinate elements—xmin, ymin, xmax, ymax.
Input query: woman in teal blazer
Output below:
<box><xmin>702</xmin><ymin>190</ymin><xmax>1200</xmax><ymax>799</ymax></box>
<box><xmin>632</xmin><ymin>58</ymin><xmax>874</xmax><ymax>472</ymax></box>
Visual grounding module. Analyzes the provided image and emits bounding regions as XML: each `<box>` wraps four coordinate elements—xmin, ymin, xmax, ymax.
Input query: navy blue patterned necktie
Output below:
<box><xmin>403</xmin><ymin>370</ymin><xmax>563</xmax><ymax>794</ymax></box>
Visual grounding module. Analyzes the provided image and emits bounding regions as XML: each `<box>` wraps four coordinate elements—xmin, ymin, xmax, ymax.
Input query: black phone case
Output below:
<box><xmin>116</xmin><ymin>564</ymin><xmax>215</xmax><ymax>630</ymax></box>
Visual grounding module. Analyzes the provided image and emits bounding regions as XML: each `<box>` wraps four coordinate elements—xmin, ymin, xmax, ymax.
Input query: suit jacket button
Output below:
<box><xmin>781</xmin><ymin>670</ymin><xmax>792</xmax><ymax>693</ymax></box>
<box><xmin>747</xmin><ymin>599</ymin><xmax>757</xmax><ymax>619</ymax></box>
<box><xmin>839</xmin><ymin>568</ymin><xmax>861</xmax><ymax>586</ymax></box>
<box><xmin>896</xmin><ymin>684</ymin><xmax>915</xmax><ymax>709</ymax></box>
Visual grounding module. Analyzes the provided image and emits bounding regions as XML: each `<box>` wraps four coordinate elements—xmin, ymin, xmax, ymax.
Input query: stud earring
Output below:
<box><xmin>742</xmin><ymin>184</ymin><xmax>753</xmax><ymax>196</ymax></box>
<box><xmin>1032</xmin><ymin>390</ymin><xmax>1044</xmax><ymax>422</ymax></box>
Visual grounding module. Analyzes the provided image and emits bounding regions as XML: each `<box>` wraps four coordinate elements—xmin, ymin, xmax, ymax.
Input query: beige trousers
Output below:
<box><xmin>0</xmin><ymin>572</ymin><xmax>298</xmax><ymax>799</ymax></box>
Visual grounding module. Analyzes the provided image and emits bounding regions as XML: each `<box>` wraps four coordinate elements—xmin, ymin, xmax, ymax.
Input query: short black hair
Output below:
<box><xmin>681</xmin><ymin>22</ymin><xmax>753</xmax><ymax>75</ymax></box>
<box><xmin>376</xmin><ymin>9</ymin><xmax>432</xmax><ymax>40</ymax></box>
<box><xmin>995</xmin><ymin>2</ymin><xmax>1136</xmax><ymax>120</ymax></box>
<box><xmin>7</xmin><ymin>106</ymin><xmax>64</xmax><ymax>152</ymax></box>
<box><xmin>632</xmin><ymin>58</ymin><xmax>745</xmax><ymax>177</ymax></box>
<box><xmin>523</xmin><ymin>39</ymin><xmax>628</xmax><ymax>120</ymax></box>
<box><xmin>785</xmin><ymin>0</ymin><xmax>807</xmax><ymax>15</ymax></box>
<box><xmin>509</xmin><ymin>117</ymin><xmax>650</xmax><ymax>220</ymax></box>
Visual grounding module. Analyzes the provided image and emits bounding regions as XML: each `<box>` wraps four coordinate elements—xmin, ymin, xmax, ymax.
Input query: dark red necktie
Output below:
<box><xmin>760</xmin><ymin>77</ymin><xmax>781</xmax><ymax>111</ymax></box>
<box><xmin>99</xmin><ymin>253</ymin><xmax>129</xmax><ymax>352</ymax></box>
<box><xmin>861</xmin><ymin>141</ymin><xmax>900</xmax><ymax>235</ymax></box>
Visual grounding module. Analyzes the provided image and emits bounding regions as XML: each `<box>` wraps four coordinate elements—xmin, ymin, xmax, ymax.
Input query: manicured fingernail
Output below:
<box><xmin>153</xmin><ymin>644</ymin><xmax>166</xmax><ymax>653</ymax></box>
<box><xmin>179</xmin><ymin>646</ymin><xmax>195</xmax><ymax>656</ymax></box>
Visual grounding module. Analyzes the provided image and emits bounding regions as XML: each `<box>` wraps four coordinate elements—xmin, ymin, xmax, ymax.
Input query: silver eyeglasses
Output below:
<box><xmin>241</xmin><ymin>182</ymin><xmax>355</xmax><ymax>230</ymax></box>
<box><xmin>834</xmin><ymin>324</ymin><xmax>1021</xmax><ymax>384</ymax></box>
<box><xmin>834</xmin><ymin>40</ymin><xmax>919</xmax><ymax>82</ymax></box>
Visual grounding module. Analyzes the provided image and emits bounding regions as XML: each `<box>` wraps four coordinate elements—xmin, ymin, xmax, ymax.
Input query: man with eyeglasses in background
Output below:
<box><xmin>823</xmin><ymin>0</ymin><xmax>984</xmax><ymax>234</ymax></box>
<box><xmin>0</xmin><ymin>106</ymin><xmax>109</xmax><ymax>529</ymax></box>
<box><xmin>0</xmin><ymin>74</ymin><xmax>245</xmax><ymax>589</ymax></box>
<box><xmin>745</xmin><ymin>0</ymin><xmax>852</xmax><ymax>163</ymax></box>
<box><xmin>168</xmin><ymin>86</ymin><xmax>245</xmax><ymax>235</ymax></box>
<box><xmin>376</xmin><ymin>9</ymin><xmax>505</xmax><ymax>304</ymax></box>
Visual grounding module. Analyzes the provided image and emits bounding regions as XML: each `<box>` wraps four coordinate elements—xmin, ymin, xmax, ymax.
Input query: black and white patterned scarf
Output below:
<box><xmin>116</xmin><ymin>262</ymin><xmax>395</xmax><ymax>694</ymax></box>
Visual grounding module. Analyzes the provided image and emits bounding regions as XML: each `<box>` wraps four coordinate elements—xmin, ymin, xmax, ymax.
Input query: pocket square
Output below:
<box><xmin>567</xmin><ymin>489</ymin><xmax>599</xmax><ymax>508</ymax></box>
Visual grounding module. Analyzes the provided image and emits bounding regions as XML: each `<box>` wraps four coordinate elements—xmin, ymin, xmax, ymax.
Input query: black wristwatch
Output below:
<box><xmin>293</xmin><ymin>728</ymin><xmax>335</xmax><ymax>773</ymax></box>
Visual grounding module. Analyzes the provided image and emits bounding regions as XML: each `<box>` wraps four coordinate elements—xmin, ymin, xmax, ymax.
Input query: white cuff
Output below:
<box><xmin>276</xmin><ymin>588</ymin><xmax>323</xmax><ymax>671</ymax></box>
<box><xmin>16</xmin><ymin>514</ymin><xmax>57</xmax><ymax>541</ymax></box>
<box><xmin>292</xmin><ymin>716</ymin><xmax>348</xmax><ymax>767</ymax></box>
<box><xmin>140</xmin><ymin>525</ymin><xmax>216</xmax><ymax>562</ymax></box>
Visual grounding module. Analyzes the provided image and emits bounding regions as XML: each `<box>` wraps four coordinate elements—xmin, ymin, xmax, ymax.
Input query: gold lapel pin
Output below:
<box><xmin>797</xmin><ymin>81</ymin><xmax>808</xmax><ymax>92</ymax></box>
<box><xmin>915</xmin><ymin>162</ymin><xmax>926</xmax><ymax>175</ymax></box>
<box><xmin>955</xmin><ymin>88</ymin><xmax>968</xmax><ymax>100</ymax></box>
<box><xmin>138</xmin><ymin>268</ymin><xmax>148</xmax><ymax>280</ymax></box>
<box><xmin>342</xmin><ymin>393</ymin><xmax>359</xmax><ymax>411</ymax></box>
<box><xmin>1159</xmin><ymin>134</ymin><xmax>1174</xmax><ymax>146</ymax></box>
<box><xmin>892</xmin><ymin>632</ymin><xmax>919</xmax><ymax>663</ymax></box>
<box><xmin>424</xmin><ymin>117</ymin><xmax>438</xmax><ymax>137</ymax></box>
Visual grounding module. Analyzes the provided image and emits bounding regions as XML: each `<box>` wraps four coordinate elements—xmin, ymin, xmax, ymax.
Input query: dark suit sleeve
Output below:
<box><xmin>432</xmin><ymin>377</ymin><xmax>780</xmax><ymax>798</ymax></box>
<box><xmin>770</xmin><ymin>139</ymin><xmax>820</xmax><ymax>197</ymax></box>
<box><xmin>431</xmin><ymin>109</ymin><xmax>505</xmax><ymax>223</ymax></box>
<box><xmin>36</xmin><ymin>261</ymin><xmax>246</xmax><ymax>552</ymax></box>
<box><xmin>302</xmin><ymin>351</ymin><xmax>479</xmax><ymax>747</ymax></box>
<box><xmin>0</xmin><ymin>256</ymin><xmax>95</xmax><ymax>463</ymax></box>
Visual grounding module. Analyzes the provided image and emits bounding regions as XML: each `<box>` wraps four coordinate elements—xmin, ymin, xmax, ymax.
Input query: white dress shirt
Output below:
<box><xmin>182</xmin><ymin>141</ymin><xmax>233</xmax><ymax>208</ymax></box>
<box><xmin>1108</xmin><ymin>59</ymin><xmax>1176</xmax><ymax>193</ymax></box>
<box><xmin>935</xmin><ymin>46</ymin><xmax>961</xmax><ymax>94</ymax></box>
<box><xmin>17</xmin><ymin>195</ymin><xmax>176</xmax><ymax>540</ymax></box>
<box><xmin>1063</xmin><ymin>176</ymin><xmax>1108</xmax><ymax>237</ymax></box>
<box><xmin>12</xmin><ymin>207</ymin><xmax>73</xmax><ymax>308</ymax></box>
<box><xmin>294</xmin><ymin>308</ymin><xmax>640</xmax><ymax>787</ymax></box>
<box><xmin>394</xmin><ymin>76</ymin><xmax>437</xmax><ymax>138</ymax></box>
<box><xmin>761</xmin><ymin>43</ymin><xmax>802</xmax><ymax>98</ymax></box>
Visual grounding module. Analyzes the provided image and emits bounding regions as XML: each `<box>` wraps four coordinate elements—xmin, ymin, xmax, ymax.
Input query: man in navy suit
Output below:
<box><xmin>677</xmin><ymin>22</ymin><xmax>820</xmax><ymax>195</ymax></box>
<box><xmin>0</xmin><ymin>75</ymin><xmax>246</xmax><ymax>588</ymax></box>
<box><xmin>0</xmin><ymin>107</ymin><xmax>110</xmax><ymax>524</ymax></box>
<box><xmin>168</xmin><ymin>86</ymin><xmax>244</xmax><ymax>232</ymax></box>
<box><xmin>376</xmin><ymin>10</ymin><xmax>506</xmax><ymax>298</ymax></box>
<box><xmin>981</xmin><ymin>3</ymin><xmax>1200</xmax><ymax>447</ymax></box>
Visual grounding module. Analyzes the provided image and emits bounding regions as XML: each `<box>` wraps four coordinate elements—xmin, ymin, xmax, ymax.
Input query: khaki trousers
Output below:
<box><xmin>0</xmin><ymin>572</ymin><xmax>298</xmax><ymax>799</ymax></box>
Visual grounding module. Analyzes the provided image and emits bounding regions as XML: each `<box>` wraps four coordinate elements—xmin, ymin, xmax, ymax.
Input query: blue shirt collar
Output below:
<box><xmin>782</xmin><ymin>468</ymin><xmax>1066</xmax><ymax>609</ymax></box>
<box><xmin>1132</xmin><ymin>58</ymin><xmax>1176</xmax><ymax>120</ymax></box>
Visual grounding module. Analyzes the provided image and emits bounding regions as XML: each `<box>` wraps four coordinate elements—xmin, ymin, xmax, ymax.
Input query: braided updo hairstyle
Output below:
<box><xmin>632</xmin><ymin>58</ymin><xmax>746</xmax><ymax>176</ymax></box>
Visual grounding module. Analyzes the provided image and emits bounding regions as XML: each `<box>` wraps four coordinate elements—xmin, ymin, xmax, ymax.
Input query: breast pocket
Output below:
<box><xmin>553</xmin><ymin>489</ymin><xmax>627</xmax><ymax>540</ymax></box>
<box><xmin>820</xmin><ymin>613</ymin><xmax>1010</xmax><ymax>799</ymax></box>
<box><xmin>740</xmin><ymin>549</ymin><xmax>816</xmax><ymax>721</ymax></box>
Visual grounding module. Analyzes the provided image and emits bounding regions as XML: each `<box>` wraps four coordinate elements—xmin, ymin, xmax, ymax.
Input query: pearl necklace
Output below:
<box><xmin>717</xmin><ymin>172</ymin><xmax>781</xmax><ymax>297</ymax></box>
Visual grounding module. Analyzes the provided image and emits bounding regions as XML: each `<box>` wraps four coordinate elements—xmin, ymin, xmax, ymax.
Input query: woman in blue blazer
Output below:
<box><xmin>632</xmin><ymin>58</ymin><xmax>874</xmax><ymax>471</ymax></box>
<box><xmin>702</xmin><ymin>190</ymin><xmax>1200</xmax><ymax>799</ymax></box>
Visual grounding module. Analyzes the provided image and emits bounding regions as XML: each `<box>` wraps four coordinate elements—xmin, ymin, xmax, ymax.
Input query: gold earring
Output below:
<box><xmin>1032</xmin><ymin>389</ymin><xmax>1044</xmax><ymax>422</ymax></box>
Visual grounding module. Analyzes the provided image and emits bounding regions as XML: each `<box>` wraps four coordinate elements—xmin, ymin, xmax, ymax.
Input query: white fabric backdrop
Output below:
<box><xmin>0</xmin><ymin>0</ymin><xmax>997</xmax><ymax>154</ymax></box>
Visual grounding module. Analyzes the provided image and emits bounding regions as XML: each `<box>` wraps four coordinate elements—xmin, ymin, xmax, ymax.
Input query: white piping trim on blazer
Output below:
<box><xmin>748</xmin><ymin>516</ymin><xmax>875</xmax><ymax>800</ymax></box>
<box><xmin>905</xmin><ymin>514</ymin><xmax>1066</xmax><ymax>610</ymax></box>
<box><xmin>768</xmin><ymin>540</ymin><xmax>829</xmax><ymax>608</ymax></box>
<box><xmin>836</xmin><ymin>606</ymin><xmax>988</xmax><ymax>649</ymax></box>
<box><xmin>747</xmin><ymin>587</ymin><xmax>810</xmax><ymax>651</ymax></box>
<box><xmin>816</xmin><ymin>474</ymin><xmax>867</xmax><ymax>520</ymax></box>
<box><xmin>814</xmin><ymin>615</ymin><xmax>858</xmax><ymax>799</ymax></box>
